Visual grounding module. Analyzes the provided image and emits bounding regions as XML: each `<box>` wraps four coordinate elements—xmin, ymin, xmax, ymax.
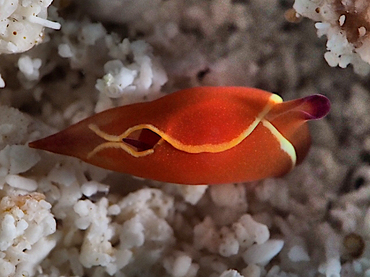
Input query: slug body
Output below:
<box><xmin>29</xmin><ymin>87</ymin><xmax>330</xmax><ymax>184</ymax></box>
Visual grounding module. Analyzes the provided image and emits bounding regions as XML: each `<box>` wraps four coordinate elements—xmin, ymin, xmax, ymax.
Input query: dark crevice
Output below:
<box><xmin>122</xmin><ymin>128</ymin><xmax>162</xmax><ymax>152</ymax></box>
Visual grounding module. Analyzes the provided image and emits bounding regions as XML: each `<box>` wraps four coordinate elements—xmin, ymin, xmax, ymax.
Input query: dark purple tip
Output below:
<box><xmin>302</xmin><ymin>94</ymin><xmax>331</xmax><ymax>120</ymax></box>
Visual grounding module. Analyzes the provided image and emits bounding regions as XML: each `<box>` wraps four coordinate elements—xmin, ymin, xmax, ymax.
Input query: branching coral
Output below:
<box><xmin>294</xmin><ymin>0</ymin><xmax>370</xmax><ymax>74</ymax></box>
<box><xmin>0</xmin><ymin>0</ymin><xmax>60</xmax><ymax>54</ymax></box>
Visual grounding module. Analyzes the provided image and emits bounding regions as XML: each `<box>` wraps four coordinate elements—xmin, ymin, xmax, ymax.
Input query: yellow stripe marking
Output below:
<box><xmin>261</xmin><ymin>119</ymin><xmax>297</xmax><ymax>168</ymax></box>
<box><xmin>87</xmin><ymin>94</ymin><xmax>284</xmax><ymax>159</ymax></box>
